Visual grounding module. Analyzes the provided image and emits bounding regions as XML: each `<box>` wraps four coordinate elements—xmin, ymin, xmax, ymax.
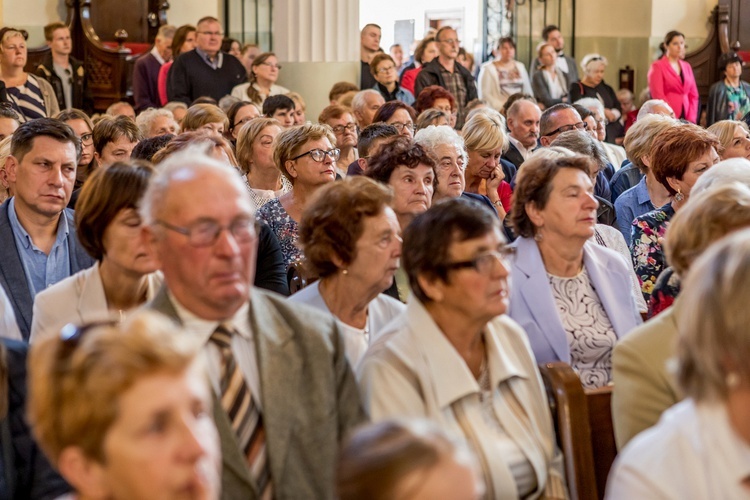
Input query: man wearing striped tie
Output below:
<box><xmin>142</xmin><ymin>147</ymin><xmax>366</xmax><ymax>498</ymax></box>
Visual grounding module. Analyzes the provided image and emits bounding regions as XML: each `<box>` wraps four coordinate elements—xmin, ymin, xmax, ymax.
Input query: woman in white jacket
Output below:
<box><xmin>478</xmin><ymin>37</ymin><xmax>533</xmax><ymax>112</ymax></box>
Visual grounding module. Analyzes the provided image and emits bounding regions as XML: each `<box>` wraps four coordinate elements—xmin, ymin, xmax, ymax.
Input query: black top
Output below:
<box><xmin>255</xmin><ymin>220</ymin><xmax>290</xmax><ymax>296</ymax></box>
<box><xmin>167</xmin><ymin>50</ymin><xmax>247</xmax><ymax>104</ymax></box>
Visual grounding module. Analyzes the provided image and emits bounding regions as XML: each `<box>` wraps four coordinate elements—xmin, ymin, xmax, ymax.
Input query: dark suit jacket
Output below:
<box><xmin>0</xmin><ymin>201</ymin><xmax>95</xmax><ymax>340</ymax></box>
<box><xmin>502</xmin><ymin>141</ymin><xmax>525</xmax><ymax>171</ymax></box>
<box><xmin>133</xmin><ymin>52</ymin><xmax>163</xmax><ymax>112</ymax></box>
<box><xmin>148</xmin><ymin>287</ymin><xmax>366</xmax><ymax>499</ymax></box>
<box><xmin>0</xmin><ymin>339</ymin><xmax>70</xmax><ymax>499</ymax></box>
<box><xmin>255</xmin><ymin>221</ymin><xmax>289</xmax><ymax>296</ymax></box>
<box><xmin>414</xmin><ymin>59</ymin><xmax>478</xmax><ymax>108</ymax></box>
<box><xmin>35</xmin><ymin>53</ymin><xmax>94</xmax><ymax>115</ymax></box>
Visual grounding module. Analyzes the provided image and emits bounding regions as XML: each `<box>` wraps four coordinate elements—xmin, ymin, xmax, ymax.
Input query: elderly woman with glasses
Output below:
<box><xmin>28</xmin><ymin>311</ymin><xmax>221</xmax><ymax>500</ymax></box>
<box><xmin>607</xmin><ymin>229</ymin><xmax>750</xmax><ymax>498</ymax></box>
<box><xmin>359</xmin><ymin>198</ymin><xmax>568</xmax><ymax>499</ymax></box>
<box><xmin>568</xmin><ymin>54</ymin><xmax>621</xmax><ymax>143</ymax></box>
<box><xmin>289</xmin><ymin>177</ymin><xmax>404</xmax><ymax>367</ymax></box>
<box><xmin>0</xmin><ymin>28</ymin><xmax>59</xmax><ymax>121</ymax></box>
<box><xmin>257</xmin><ymin>123</ymin><xmax>338</xmax><ymax>267</ymax></box>
<box><xmin>508</xmin><ymin>154</ymin><xmax>642</xmax><ymax>388</ymax></box>
<box><xmin>372</xmin><ymin>101</ymin><xmax>417</xmax><ymax>139</ymax></box>
<box><xmin>29</xmin><ymin>162</ymin><xmax>161</xmax><ymax>343</ymax></box>
<box><xmin>231</xmin><ymin>52</ymin><xmax>289</xmax><ymax>106</ymax></box>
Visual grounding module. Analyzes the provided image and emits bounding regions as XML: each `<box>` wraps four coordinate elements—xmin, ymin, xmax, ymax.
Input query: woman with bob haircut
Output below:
<box><xmin>400</xmin><ymin>36</ymin><xmax>439</xmax><ymax>96</ymax></box>
<box><xmin>28</xmin><ymin>311</ymin><xmax>221</xmax><ymax>500</ymax></box>
<box><xmin>612</xmin><ymin>182</ymin><xmax>750</xmax><ymax>450</ymax></box>
<box><xmin>372</xmin><ymin>100</ymin><xmax>417</xmax><ymax>138</ymax></box>
<box><xmin>289</xmin><ymin>176</ymin><xmax>404</xmax><ymax>366</ymax></box>
<box><xmin>630</xmin><ymin>123</ymin><xmax>720</xmax><ymax>302</ymax></box>
<box><xmin>531</xmin><ymin>43</ymin><xmax>568</xmax><ymax>110</ymax></box>
<box><xmin>359</xmin><ymin>197</ymin><xmax>568</xmax><ymax>498</ymax></box>
<box><xmin>180</xmin><ymin>103</ymin><xmax>229</xmax><ymax>136</ymax></box>
<box><xmin>30</xmin><ymin>162</ymin><xmax>161</xmax><ymax>342</ymax></box>
<box><xmin>706</xmin><ymin>119</ymin><xmax>750</xmax><ymax>161</ymax></box>
<box><xmin>235</xmin><ymin>116</ymin><xmax>289</xmax><ymax>209</ymax></box>
<box><xmin>508</xmin><ymin>154</ymin><xmax>642</xmax><ymax>388</ymax></box>
<box><xmin>337</xmin><ymin>419</ymin><xmax>484</xmax><ymax>500</ymax></box>
<box><xmin>462</xmin><ymin>109</ymin><xmax>512</xmax><ymax>217</ymax></box>
<box><xmin>257</xmin><ymin>122</ymin><xmax>338</xmax><ymax>267</ymax></box>
<box><xmin>607</xmin><ymin>228</ymin><xmax>750</xmax><ymax>497</ymax></box>
<box><xmin>226</xmin><ymin>100</ymin><xmax>261</xmax><ymax>141</ymax></box>
<box><xmin>230</xmin><ymin>52</ymin><xmax>289</xmax><ymax>106</ymax></box>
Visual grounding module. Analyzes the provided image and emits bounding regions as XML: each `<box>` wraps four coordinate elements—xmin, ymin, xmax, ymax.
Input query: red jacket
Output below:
<box><xmin>647</xmin><ymin>57</ymin><xmax>699</xmax><ymax>123</ymax></box>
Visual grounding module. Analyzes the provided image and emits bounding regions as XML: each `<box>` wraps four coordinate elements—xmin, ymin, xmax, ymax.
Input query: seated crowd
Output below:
<box><xmin>0</xmin><ymin>14</ymin><xmax>748</xmax><ymax>500</ymax></box>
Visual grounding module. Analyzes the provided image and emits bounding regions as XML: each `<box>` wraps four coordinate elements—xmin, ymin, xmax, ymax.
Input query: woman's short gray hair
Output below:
<box><xmin>580</xmin><ymin>53</ymin><xmax>607</xmax><ymax>74</ymax></box>
<box><xmin>550</xmin><ymin>130</ymin><xmax>609</xmax><ymax>174</ymax></box>
<box><xmin>575</xmin><ymin>97</ymin><xmax>604</xmax><ymax>117</ymax></box>
<box><xmin>413</xmin><ymin>125</ymin><xmax>467</xmax><ymax>166</ymax></box>
<box><xmin>135</xmin><ymin>108</ymin><xmax>178</xmax><ymax>137</ymax></box>
<box><xmin>677</xmin><ymin>227</ymin><xmax>750</xmax><ymax>401</ymax></box>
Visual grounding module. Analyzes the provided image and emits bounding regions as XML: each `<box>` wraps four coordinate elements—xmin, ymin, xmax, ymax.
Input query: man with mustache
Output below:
<box><xmin>504</xmin><ymin>98</ymin><xmax>542</xmax><ymax>170</ymax></box>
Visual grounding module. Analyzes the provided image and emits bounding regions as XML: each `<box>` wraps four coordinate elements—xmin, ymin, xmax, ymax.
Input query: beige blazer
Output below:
<box><xmin>29</xmin><ymin>264</ymin><xmax>162</xmax><ymax>343</ymax></box>
<box><xmin>359</xmin><ymin>299</ymin><xmax>565</xmax><ymax>499</ymax></box>
<box><xmin>148</xmin><ymin>286</ymin><xmax>366</xmax><ymax>500</ymax></box>
<box><xmin>611</xmin><ymin>301</ymin><xmax>683</xmax><ymax>450</ymax></box>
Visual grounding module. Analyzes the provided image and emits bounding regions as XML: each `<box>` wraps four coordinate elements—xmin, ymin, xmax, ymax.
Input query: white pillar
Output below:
<box><xmin>273</xmin><ymin>0</ymin><xmax>360</xmax><ymax>121</ymax></box>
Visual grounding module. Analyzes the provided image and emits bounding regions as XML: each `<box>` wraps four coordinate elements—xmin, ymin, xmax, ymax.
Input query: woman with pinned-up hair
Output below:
<box><xmin>647</xmin><ymin>31</ymin><xmax>699</xmax><ymax>123</ymax></box>
<box><xmin>230</xmin><ymin>52</ymin><xmax>290</xmax><ymax>106</ymax></box>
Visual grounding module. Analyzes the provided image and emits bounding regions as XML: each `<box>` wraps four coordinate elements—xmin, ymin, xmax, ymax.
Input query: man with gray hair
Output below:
<box><xmin>142</xmin><ymin>149</ymin><xmax>365</xmax><ymax>498</ymax></box>
<box><xmin>133</xmin><ymin>24</ymin><xmax>176</xmax><ymax>112</ymax></box>
<box><xmin>504</xmin><ymin>99</ymin><xmax>541</xmax><ymax>169</ymax></box>
<box><xmin>135</xmin><ymin>107</ymin><xmax>179</xmax><ymax>138</ymax></box>
<box><xmin>351</xmin><ymin>89</ymin><xmax>385</xmax><ymax>128</ymax></box>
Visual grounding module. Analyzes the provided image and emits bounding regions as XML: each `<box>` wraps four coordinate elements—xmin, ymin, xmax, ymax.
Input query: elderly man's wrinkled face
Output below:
<box><xmin>149</xmin><ymin>166</ymin><xmax>257</xmax><ymax>320</ymax></box>
<box><xmin>507</xmin><ymin>101</ymin><xmax>541</xmax><ymax>149</ymax></box>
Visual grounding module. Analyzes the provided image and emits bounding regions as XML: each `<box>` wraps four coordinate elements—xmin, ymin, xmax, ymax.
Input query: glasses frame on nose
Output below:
<box><xmin>389</xmin><ymin>122</ymin><xmax>416</xmax><ymax>134</ymax></box>
<box><xmin>155</xmin><ymin>218</ymin><xmax>257</xmax><ymax>247</ymax></box>
<box><xmin>440</xmin><ymin>247</ymin><xmax>515</xmax><ymax>274</ymax></box>
<box><xmin>543</xmin><ymin>121</ymin><xmax>588</xmax><ymax>138</ymax></box>
<box><xmin>331</xmin><ymin>123</ymin><xmax>358</xmax><ymax>135</ymax></box>
<box><xmin>197</xmin><ymin>30</ymin><xmax>224</xmax><ymax>37</ymax></box>
<box><xmin>290</xmin><ymin>148</ymin><xmax>341</xmax><ymax>163</ymax></box>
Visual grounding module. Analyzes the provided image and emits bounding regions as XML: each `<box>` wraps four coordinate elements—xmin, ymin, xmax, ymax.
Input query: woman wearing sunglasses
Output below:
<box><xmin>29</xmin><ymin>161</ymin><xmax>161</xmax><ymax>342</ymax></box>
<box><xmin>257</xmin><ymin>123</ymin><xmax>338</xmax><ymax>267</ymax></box>
<box><xmin>28</xmin><ymin>311</ymin><xmax>221</xmax><ymax>500</ymax></box>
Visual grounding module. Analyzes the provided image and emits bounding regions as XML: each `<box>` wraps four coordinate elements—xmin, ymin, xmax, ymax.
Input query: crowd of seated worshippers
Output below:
<box><xmin>0</xmin><ymin>13</ymin><xmax>749</xmax><ymax>499</ymax></box>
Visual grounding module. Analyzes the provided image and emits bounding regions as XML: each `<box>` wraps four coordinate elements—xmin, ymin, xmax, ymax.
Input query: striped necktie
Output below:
<box><xmin>210</xmin><ymin>323</ymin><xmax>272</xmax><ymax>498</ymax></box>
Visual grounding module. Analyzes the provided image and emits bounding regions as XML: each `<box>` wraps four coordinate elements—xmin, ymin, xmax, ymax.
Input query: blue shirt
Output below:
<box><xmin>615</xmin><ymin>176</ymin><xmax>655</xmax><ymax>245</ymax></box>
<box><xmin>195</xmin><ymin>48</ymin><xmax>224</xmax><ymax>70</ymax></box>
<box><xmin>7</xmin><ymin>198</ymin><xmax>72</xmax><ymax>297</ymax></box>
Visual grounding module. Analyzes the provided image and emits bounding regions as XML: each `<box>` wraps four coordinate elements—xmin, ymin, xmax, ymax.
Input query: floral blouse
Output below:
<box><xmin>647</xmin><ymin>266</ymin><xmax>681</xmax><ymax>319</ymax></box>
<box><xmin>630</xmin><ymin>202</ymin><xmax>675</xmax><ymax>302</ymax></box>
<box><xmin>256</xmin><ymin>198</ymin><xmax>302</xmax><ymax>268</ymax></box>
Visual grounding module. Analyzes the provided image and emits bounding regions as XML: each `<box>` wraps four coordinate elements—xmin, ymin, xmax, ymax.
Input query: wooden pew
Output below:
<box><xmin>538</xmin><ymin>362</ymin><xmax>617</xmax><ymax>500</ymax></box>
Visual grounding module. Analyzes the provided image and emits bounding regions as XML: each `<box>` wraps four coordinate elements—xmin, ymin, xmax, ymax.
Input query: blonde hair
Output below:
<box><xmin>180</xmin><ymin>103</ymin><xmax>229</xmax><ymax>132</ymax></box>
<box><xmin>236</xmin><ymin>117</ymin><xmax>281</xmax><ymax>174</ymax></box>
<box><xmin>273</xmin><ymin>123</ymin><xmax>336</xmax><ymax>183</ymax></box>
<box><xmin>707</xmin><ymin>120</ymin><xmax>749</xmax><ymax>157</ymax></box>
<box><xmin>0</xmin><ymin>135</ymin><xmax>12</xmax><ymax>203</ymax></box>
<box><xmin>666</xmin><ymin>183</ymin><xmax>750</xmax><ymax>276</ymax></box>
<box><xmin>622</xmin><ymin>114</ymin><xmax>675</xmax><ymax>172</ymax></box>
<box><xmin>286</xmin><ymin>92</ymin><xmax>306</xmax><ymax>112</ymax></box>
<box><xmin>28</xmin><ymin>311</ymin><xmax>203</xmax><ymax>464</ymax></box>
<box><xmin>676</xmin><ymin>228</ymin><xmax>750</xmax><ymax>401</ymax></box>
<box><xmin>461</xmin><ymin>109</ymin><xmax>507</xmax><ymax>153</ymax></box>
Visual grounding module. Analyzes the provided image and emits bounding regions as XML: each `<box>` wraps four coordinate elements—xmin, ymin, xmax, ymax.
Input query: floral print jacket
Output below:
<box><xmin>630</xmin><ymin>203</ymin><xmax>675</xmax><ymax>302</ymax></box>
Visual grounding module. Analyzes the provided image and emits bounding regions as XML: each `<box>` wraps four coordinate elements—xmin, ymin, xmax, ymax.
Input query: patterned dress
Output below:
<box><xmin>548</xmin><ymin>268</ymin><xmax>618</xmax><ymax>389</ymax></box>
<box><xmin>647</xmin><ymin>266</ymin><xmax>681</xmax><ymax>319</ymax></box>
<box><xmin>256</xmin><ymin>198</ymin><xmax>302</xmax><ymax>268</ymax></box>
<box><xmin>630</xmin><ymin>202</ymin><xmax>675</xmax><ymax>302</ymax></box>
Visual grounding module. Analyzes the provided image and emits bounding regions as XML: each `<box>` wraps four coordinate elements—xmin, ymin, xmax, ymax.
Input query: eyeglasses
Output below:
<box><xmin>291</xmin><ymin>148</ymin><xmax>340</xmax><ymax>162</ymax></box>
<box><xmin>441</xmin><ymin>248</ymin><xmax>515</xmax><ymax>274</ymax></box>
<box><xmin>389</xmin><ymin>122</ymin><xmax>416</xmax><ymax>133</ymax></box>
<box><xmin>331</xmin><ymin>123</ymin><xmax>357</xmax><ymax>134</ymax></box>
<box><xmin>80</xmin><ymin>133</ymin><xmax>93</xmax><ymax>146</ymax></box>
<box><xmin>543</xmin><ymin>121</ymin><xmax>588</xmax><ymax>137</ymax></box>
<box><xmin>260</xmin><ymin>62</ymin><xmax>282</xmax><ymax>69</ymax></box>
<box><xmin>198</xmin><ymin>30</ymin><xmax>224</xmax><ymax>37</ymax></box>
<box><xmin>439</xmin><ymin>38</ymin><xmax>461</xmax><ymax>45</ymax></box>
<box><xmin>377</xmin><ymin>65</ymin><xmax>395</xmax><ymax>74</ymax></box>
<box><xmin>155</xmin><ymin>218</ymin><xmax>257</xmax><ymax>247</ymax></box>
<box><xmin>596</xmin><ymin>118</ymin><xmax>608</xmax><ymax>127</ymax></box>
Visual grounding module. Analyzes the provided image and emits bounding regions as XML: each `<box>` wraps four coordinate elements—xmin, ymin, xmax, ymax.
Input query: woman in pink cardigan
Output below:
<box><xmin>648</xmin><ymin>31</ymin><xmax>699</xmax><ymax>123</ymax></box>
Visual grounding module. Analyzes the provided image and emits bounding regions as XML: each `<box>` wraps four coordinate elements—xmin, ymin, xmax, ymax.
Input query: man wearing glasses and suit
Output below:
<box><xmin>142</xmin><ymin>148</ymin><xmax>365</xmax><ymax>498</ymax></box>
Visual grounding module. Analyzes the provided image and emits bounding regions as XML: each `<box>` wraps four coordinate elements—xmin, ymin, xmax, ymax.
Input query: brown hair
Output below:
<box><xmin>273</xmin><ymin>122</ymin><xmax>336</xmax><ymax>183</ymax></box>
<box><xmin>413</xmin><ymin>37</ymin><xmax>436</xmax><ymax>65</ymax></box>
<box><xmin>180</xmin><ymin>103</ymin><xmax>228</xmax><ymax>133</ymax></box>
<box><xmin>414</xmin><ymin>85</ymin><xmax>456</xmax><ymax>115</ymax></box>
<box><xmin>171</xmin><ymin>24</ymin><xmax>196</xmax><ymax>58</ymax></box>
<box><xmin>92</xmin><ymin>115</ymin><xmax>141</xmax><ymax>155</ymax></box>
<box><xmin>329</xmin><ymin>81</ymin><xmax>359</xmax><ymax>103</ymax></box>
<box><xmin>43</xmin><ymin>22</ymin><xmax>67</xmax><ymax>42</ymax></box>
<box><xmin>318</xmin><ymin>104</ymin><xmax>353</xmax><ymax>124</ymax></box>
<box><xmin>235</xmin><ymin>117</ymin><xmax>280</xmax><ymax>174</ymax></box>
<box><xmin>75</xmin><ymin>161</ymin><xmax>154</xmax><ymax>261</ymax></box>
<box><xmin>650</xmin><ymin>123</ymin><xmax>722</xmax><ymax>195</ymax></box>
<box><xmin>151</xmin><ymin>130</ymin><xmax>238</xmax><ymax>167</ymax></box>
<box><xmin>366</xmin><ymin>135</ymin><xmax>437</xmax><ymax>187</ymax></box>
<box><xmin>299</xmin><ymin>177</ymin><xmax>393</xmax><ymax>278</ymax></box>
<box><xmin>245</xmin><ymin>52</ymin><xmax>278</xmax><ymax>105</ymax></box>
<box><xmin>511</xmin><ymin>155</ymin><xmax>594</xmax><ymax>238</ymax></box>
<box><xmin>622</xmin><ymin>114</ymin><xmax>675</xmax><ymax>172</ymax></box>
<box><xmin>369</xmin><ymin>53</ymin><xmax>395</xmax><ymax>77</ymax></box>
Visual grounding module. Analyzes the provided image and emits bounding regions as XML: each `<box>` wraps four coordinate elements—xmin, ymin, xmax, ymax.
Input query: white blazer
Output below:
<box><xmin>29</xmin><ymin>264</ymin><xmax>162</xmax><ymax>343</ymax></box>
<box><xmin>478</xmin><ymin>59</ymin><xmax>533</xmax><ymax>111</ymax></box>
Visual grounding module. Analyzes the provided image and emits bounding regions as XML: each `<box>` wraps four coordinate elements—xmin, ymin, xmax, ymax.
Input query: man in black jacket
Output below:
<box><xmin>414</xmin><ymin>26</ymin><xmax>477</xmax><ymax>129</ymax></box>
<box><xmin>35</xmin><ymin>22</ymin><xmax>93</xmax><ymax>115</ymax></box>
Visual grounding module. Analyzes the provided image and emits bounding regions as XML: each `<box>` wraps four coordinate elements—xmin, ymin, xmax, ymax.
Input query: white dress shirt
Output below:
<box><xmin>169</xmin><ymin>292</ymin><xmax>263</xmax><ymax>410</ymax></box>
<box><xmin>508</xmin><ymin>135</ymin><xmax>533</xmax><ymax>161</ymax></box>
<box><xmin>607</xmin><ymin>398</ymin><xmax>750</xmax><ymax>499</ymax></box>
